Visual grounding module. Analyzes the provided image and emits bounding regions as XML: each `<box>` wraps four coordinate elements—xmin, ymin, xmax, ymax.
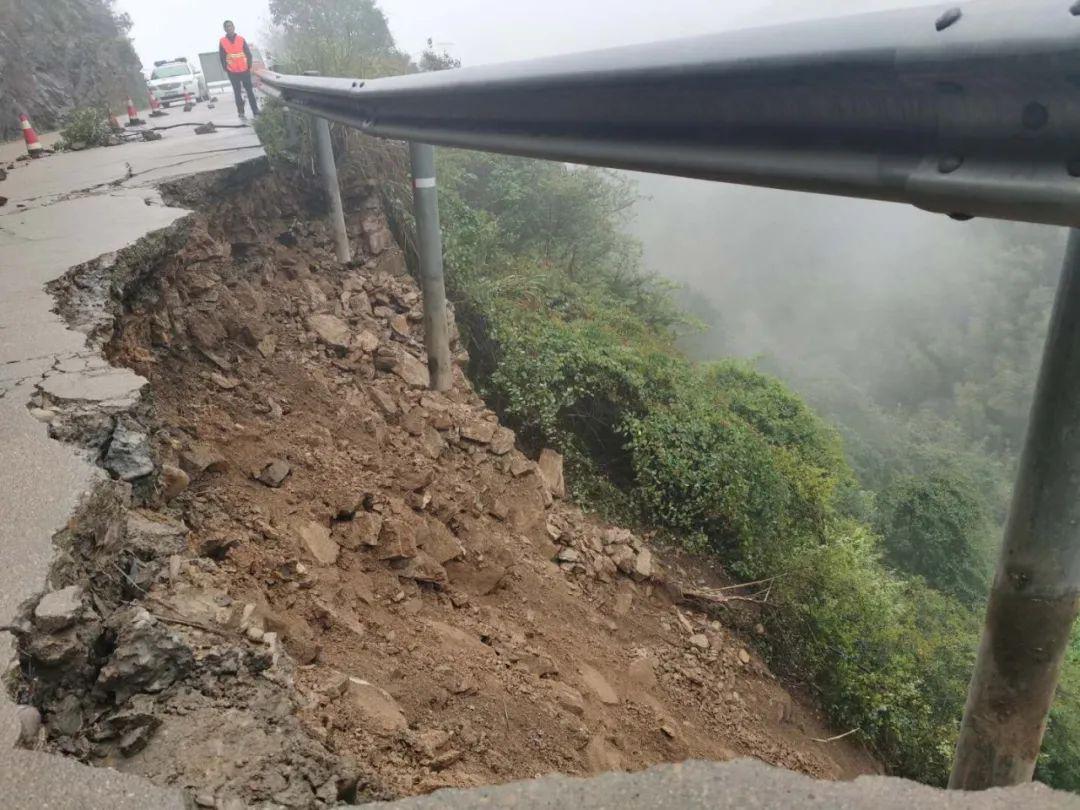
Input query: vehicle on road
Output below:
<box><xmin>148</xmin><ymin>58</ymin><xmax>208</xmax><ymax>107</ymax></box>
<box><xmin>198</xmin><ymin>51</ymin><xmax>230</xmax><ymax>96</ymax></box>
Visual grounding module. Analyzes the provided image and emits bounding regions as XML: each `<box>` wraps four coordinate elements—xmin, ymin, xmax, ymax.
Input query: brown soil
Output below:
<box><xmin>23</xmin><ymin>164</ymin><xmax>879</xmax><ymax>806</ymax></box>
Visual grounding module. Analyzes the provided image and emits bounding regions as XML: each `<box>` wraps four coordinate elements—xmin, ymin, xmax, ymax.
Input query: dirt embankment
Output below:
<box><xmin>9</xmin><ymin>161</ymin><xmax>879</xmax><ymax>807</ymax></box>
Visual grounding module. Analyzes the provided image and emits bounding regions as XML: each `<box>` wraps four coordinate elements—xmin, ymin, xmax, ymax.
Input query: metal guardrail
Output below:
<box><xmin>257</xmin><ymin>0</ymin><xmax>1080</xmax><ymax>792</ymax></box>
<box><xmin>259</xmin><ymin>0</ymin><xmax>1080</xmax><ymax>228</ymax></box>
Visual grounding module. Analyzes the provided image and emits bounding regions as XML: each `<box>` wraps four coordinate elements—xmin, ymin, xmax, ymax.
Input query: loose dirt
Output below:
<box><xmin>12</xmin><ymin>161</ymin><xmax>879</xmax><ymax>807</ymax></box>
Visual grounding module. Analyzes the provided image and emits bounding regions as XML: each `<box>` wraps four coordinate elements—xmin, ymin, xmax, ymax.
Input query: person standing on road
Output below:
<box><xmin>219</xmin><ymin>20</ymin><xmax>260</xmax><ymax>120</ymax></box>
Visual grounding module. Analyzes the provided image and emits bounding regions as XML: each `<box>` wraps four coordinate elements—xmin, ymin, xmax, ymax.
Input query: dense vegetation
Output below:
<box><xmin>259</xmin><ymin>0</ymin><xmax>1080</xmax><ymax>791</ymax></box>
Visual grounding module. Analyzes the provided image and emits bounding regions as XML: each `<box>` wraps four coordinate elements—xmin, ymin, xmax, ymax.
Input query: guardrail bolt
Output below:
<box><xmin>938</xmin><ymin>154</ymin><xmax>964</xmax><ymax>174</ymax></box>
<box><xmin>936</xmin><ymin>7</ymin><xmax>962</xmax><ymax>30</ymax></box>
<box><xmin>1022</xmin><ymin>102</ymin><xmax>1050</xmax><ymax>130</ymax></box>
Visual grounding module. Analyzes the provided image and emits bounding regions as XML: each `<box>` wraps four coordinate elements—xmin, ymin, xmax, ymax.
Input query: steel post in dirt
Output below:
<box><xmin>950</xmin><ymin>228</ymin><xmax>1080</xmax><ymax>789</ymax></box>
<box><xmin>408</xmin><ymin>141</ymin><xmax>453</xmax><ymax>392</ymax></box>
<box><xmin>311</xmin><ymin>115</ymin><xmax>352</xmax><ymax>263</ymax></box>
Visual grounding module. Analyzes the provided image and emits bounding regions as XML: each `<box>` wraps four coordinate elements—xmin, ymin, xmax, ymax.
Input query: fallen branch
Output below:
<box><xmin>811</xmin><ymin>728</ymin><xmax>860</xmax><ymax>744</ymax></box>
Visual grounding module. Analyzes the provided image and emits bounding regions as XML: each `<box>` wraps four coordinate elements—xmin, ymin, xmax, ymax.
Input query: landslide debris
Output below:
<box><xmin>9</xmin><ymin>162</ymin><xmax>878</xmax><ymax>807</ymax></box>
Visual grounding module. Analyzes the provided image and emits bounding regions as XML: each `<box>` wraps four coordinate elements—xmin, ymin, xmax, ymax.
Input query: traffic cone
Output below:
<box><xmin>183</xmin><ymin>92</ymin><xmax>193</xmax><ymax>113</ymax></box>
<box><xmin>19</xmin><ymin>114</ymin><xmax>42</xmax><ymax>157</ymax></box>
<box><xmin>148</xmin><ymin>94</ymin><xmax>167</xmax><ymax>118</ymax></box>
<box><xmin>125</xmin><ymin>98</ymin><xmax>144</xmax><ymax>126</ymax></box>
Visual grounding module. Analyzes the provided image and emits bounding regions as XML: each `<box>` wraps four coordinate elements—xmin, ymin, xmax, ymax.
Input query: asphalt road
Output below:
<box><xmin>0</xmin><ymin>103</ymin><xmax>261</xmax><ymax>810</ymax></box>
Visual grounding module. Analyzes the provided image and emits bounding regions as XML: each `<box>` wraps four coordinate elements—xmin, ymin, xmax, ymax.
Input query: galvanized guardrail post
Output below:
<box><xmin>408</xmin><ymin>141</ymin><xmax>453</xmax><ymax>391</ymax></box>
<box><xmin>950</xmin><ymin>228</ymin><xmax>1080</xmax><ymax>789</ymax></box>
<box><xmin>304</xmin><ymin>71</ymin><xmax>351</xmax><ymax>264</ymax></box>
<box><xmin>312</xmin><ymin>117</ymin><xmax>351</xmax><ymax>263</ymax></box>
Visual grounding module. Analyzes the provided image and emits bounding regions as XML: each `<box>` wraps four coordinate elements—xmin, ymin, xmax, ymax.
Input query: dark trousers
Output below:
<box><xmin>228</xmin><ymin>71</ymin><xmax>260</xmax><ymax>116</ymax></box>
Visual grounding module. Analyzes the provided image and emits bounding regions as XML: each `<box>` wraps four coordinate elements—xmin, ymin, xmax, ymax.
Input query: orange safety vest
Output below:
<box><xmin>220</xmin><ymin>34</ymin><xmax>249</xmax><ymax>74</ymax></box>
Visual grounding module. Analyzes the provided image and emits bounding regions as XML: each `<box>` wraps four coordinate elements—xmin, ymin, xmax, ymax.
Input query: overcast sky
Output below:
<box><xmin>116</xmin><ymin>0</ymin><xmax>933</xmax><ymax>74</ymax></box>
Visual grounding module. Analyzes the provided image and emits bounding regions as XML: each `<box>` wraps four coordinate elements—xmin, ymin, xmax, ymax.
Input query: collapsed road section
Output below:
<box><xmin>3</xmin><ymin>136</ymin><xmax>882</xmax><ymax>808</ymax></box>
<box><xmin>0</xmin><ymin>116</ymin><xmax>259</xmax><ymax>810</ymax></box>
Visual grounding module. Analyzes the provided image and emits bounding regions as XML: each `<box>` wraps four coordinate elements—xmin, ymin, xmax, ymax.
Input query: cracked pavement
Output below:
<box><xmin>0</xmin><ymin>106</ymin><xmax>261</xmax><ymax>810</ymax></box>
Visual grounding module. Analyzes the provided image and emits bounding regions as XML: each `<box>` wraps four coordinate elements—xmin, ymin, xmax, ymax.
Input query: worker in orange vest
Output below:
<box><xmin>219</xmin><ymin>20</ymin><xmax>260</xmax><ymax>120</ymax></box>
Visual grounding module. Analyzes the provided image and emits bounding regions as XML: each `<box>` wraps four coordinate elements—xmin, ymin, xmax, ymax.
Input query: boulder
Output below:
<box><xmin>307</xmin><ymin>314</ymin><xmax>351</xmax><ymax>351</ymax></box>
<box><xmin>125</xmin><ymin>511</ymin><xmax>188</xmax><ymax>559</ymax></box>
<box><xmin>296</xmin><ymin>520</ymin><xmax>340</xmax><ymax>566</ymax></box>
<box><xmin>344</xmin><ymin>678</ymin><xmax>407</xmax><ymax>733</ymax></box>
<box><xmin>160</xmin><ymin>464</ymin><xmax>189</xmax><ymax>502</ymax></box>
<box><xmin>180</xmin><ymin>442</ymin><xmax>227</xmax><ymax>477</ymax></box>
<box><xmin>257</xmin><ymin>459</ymin><xmax>292</xmax><ymax>488</ymax></box>
<box><xmin>538</xmin><ymin>449</ymin><xmax>566</xmax><ymax>499</ymax></box>
<box><xmin>105</xmin><ymin>422</ymin><xmax>154</xmax><ymax>481</ymax></box>
<box><xmin>34</xmin><ymin>585</ymin><xmax>84</xmax><ymax>632</ymax></box>
<box><xmin>377</xmin><ymin>517</ymin><xmax>418</xmax><ymax>560</ymax></box>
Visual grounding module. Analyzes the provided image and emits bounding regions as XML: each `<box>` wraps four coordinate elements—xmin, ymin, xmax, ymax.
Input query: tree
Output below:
<box><xmin>267</xmin><ymin>0</ymin><xmax>409</xmax><ymax>77</ymax></box>
<box><xmin>877</xmin><ymin>471</ymin><xmax>994</xmax><ymax>604</ymax></box>
<box><xmin>419</xmin><ymin>39</ymin><xmax>461</xmax><ymax>72</ymax></box>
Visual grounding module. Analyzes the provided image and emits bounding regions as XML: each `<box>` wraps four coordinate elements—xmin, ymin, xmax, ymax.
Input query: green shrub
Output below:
<box><xmin>58</xmin><ymin>107</ymin><xmax>113</xmax><ymax>149</ymax></box>
<box><xmin>877</xmin><ymin>471</ymin><xmax>994</xmax><ymax>604</ymax></box>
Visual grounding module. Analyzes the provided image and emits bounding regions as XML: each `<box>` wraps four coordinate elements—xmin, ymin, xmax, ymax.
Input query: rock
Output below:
<box><xmin>633</xmin><ymin>548</ymin><xmax>654</xmax><ymax>581</ymax></box>
<box><xmin>557</xmin><ymin>547</ymin><xmax>581</xmax><ymax>564</ymax></box>
<box><xmin>33</xmin><ymin>585</ymin><xmax>83</xmax><ymax>632</ymax></box>
<box><xmin>344</xmin><ymin>678</ymin><xmax>407</xmax><ymax>733</ymax></box>
<box><xmin>739</xmin><ymin>648</ymin><xmax>751</xmax><ymax>664</ymax></box>
<box><xmin>518</xmin><ymin>652</ymin><xmax>559</xmax><ymax>678</ymax></box>
<box><xmin>593</xmin><ymin>555</ymin><xmax>618</xmax><ymax>583</ymax></box>
<box><xmin>490</xmin><ymin>427</ymin><xmax>515</xmax><ymax>455</ymax></box>
<box><xmin>377</xmin><ymin>347</ymin><xmax>430</xmax><ymax>388</ymax></box>
<box><xmin>335</xmin><ymin>511</ymin><xmax>384</xmax><ymax>550</ymax></box>
<box><xmin>160</xmin><ymin>464</ymin><xmax>189</xmax><ymax>502</ymax></box>
<box><xmin>609</xmin><ymin>545</ymin><xmax>637</xmax><ymax>576</ymax></box>
<box><xmin>390</xmin><ymin>314</ymin><xmax>410</xmax><ymax>336</ymax></box>
<box><xmin>210</xmin><ymin>372</ymin><xmax>240</xmax><ymax>390</ymax></box>
<box><xmin>257</xmin><ymin>334</ymin><xmax>278</xmax><ymax>358</ymax></box>
<box><xmin>689</xmin><ymin>634</ymin><xmax>710</xmax><ymax>650</ymax></box>
<box><xmin>16</xmin><ymin>705</ymin><xmax>41</xmax><ymax>745</ymax></box>
<box><xmin>179</xmin><ymin>442</ymin><xmax>227</xmax><ymax>477</ymax></box>
<box><xmin>307</xmin><ymin>314</ymin><xmax>352</xmax><ymax>351</ymax></box>
<box><xmin>104</xmin><ymin>422</ymin><xmax>154</xmax><ymax>481</ymax></box>
<box><xmin>125</xmin><ymin>511</ymin><xmax>188</xmax><ymax>559</ymax></box>
<box><xmin>428</xmin><ymin>749</ymin><xmax>463</xmax><ymax>771</ymax></box>
<box><xmin>257</xmin><ymin>459</ymin><xmax>292</xmax><ymax>487</ymax></box>
<box><xmin>369</xmin><ymin>386</ymin><xmax>399</xmax><ymax>416</ymax></box>
<box><xmin>585</xmin><ymin>734</ymin><xmax>624</xmax><ymax>772</ymax></box>
<box><xmin>446</xmin><ymin>562</ymin><xmax>507</xmax><ymax>596</ymax></box>
<box><xmin>377</xmin><ymin>518</ymin><xmax>418</xmax><ymax>560</ymax></box>
<box><xmin>97</xmin><ymin>607</ymin><xmax>194</xmax><ymax>703</ymax></box>
<box><xmin>421</xmin><ymin>426</ymin><xmax>447</xmax><ymax>459</ymax></box>
<box><xmin>397</xmin><ymin>551</ymin><xmax>448</xmax><ymax>587</ymax></box>
<box><xmin>50</xmin><ymin>694</ymin><xmax>84</xmax><ymax>737</ymax></box>
<box><xmin>628</xmin><ymin>656</ymin><xmax>658</xmax><ymax>690</ymax></box>
<box><xmin>537</xmin><ymin>449</ymin><xmax>566</xmax><ymax>499</ymax></box>
<box><xmin>354</xmin><ymin>330</ymin><xmax>379</xmax><ymax>353</ymax></box>
<box><xmin>755</xmin><ymin>623</ymin><xmax>766</xmax><ymax>636</ymax></box>
<box><xmin>510</xmin><ymin>456</ymin><xmax>533</xmax><ymax>477</ymax></box>
<box><xmin>550</xmin><ymin>682</ymin><xmax>586</xmax><ymax>716</ymax></box>
<box><xmin>661</xmin><ymin>723</ymin><xmax>679</xmax><ymax>740</ymax></box>
<box><xmin>460</xmin><ymin>420</ymin><xmax>497</xmax><ymax>444</ymax></box>
<box><xmin>417</xmin><ymin>728</ymin><xmax>453</xmax><ymax>757</ymax></box>
<box><xmin>418</xmin><ymin>518</ymin><xmax>465</xmax><ymax>564</ymax></box>
<box><xmin>449</xmin><ymin>675</ymin><xmax>479</xmax><ymax>696</ymax></box>
<box><xmin>579</xmin><ymin>664</ymin><xmax>619</xmax><ymax>705</ymax></box>
<box><xmin>296</xmin><ymin>520</ymin><xmax>339</xmax><ymax>566</ymax></box>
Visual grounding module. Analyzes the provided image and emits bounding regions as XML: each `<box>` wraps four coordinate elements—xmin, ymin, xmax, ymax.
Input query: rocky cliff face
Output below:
<box><xmin>0</xmin><ymin>0</ymin><xmax>145</xmax><ymax>140</ymax></box>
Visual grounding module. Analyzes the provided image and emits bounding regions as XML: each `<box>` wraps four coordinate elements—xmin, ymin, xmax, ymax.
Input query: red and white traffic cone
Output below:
<box><xmin>125</xmin><ymin>98</ymin><xmax>144</xmax><ymax>126</ymax></box>
<box><xmin>183</xmin><ymin>92</ymin><xmax>193</xmax><ymax>113</ymax></box>
<box><xmin>148</xmin><ymin>94</ymin><xmax>167</xmax><ymax>118</ymax></box>
<box><xmin>19</xmin><ymin>114</ymin><xmax>42</xmax><ymax>158</ymax></box>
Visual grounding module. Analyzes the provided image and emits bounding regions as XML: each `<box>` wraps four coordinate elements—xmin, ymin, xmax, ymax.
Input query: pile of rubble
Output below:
<box><xmin>10</xmin><ymin>165</ymin><xmax>878</xmax><ymax>808</ymax></box>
